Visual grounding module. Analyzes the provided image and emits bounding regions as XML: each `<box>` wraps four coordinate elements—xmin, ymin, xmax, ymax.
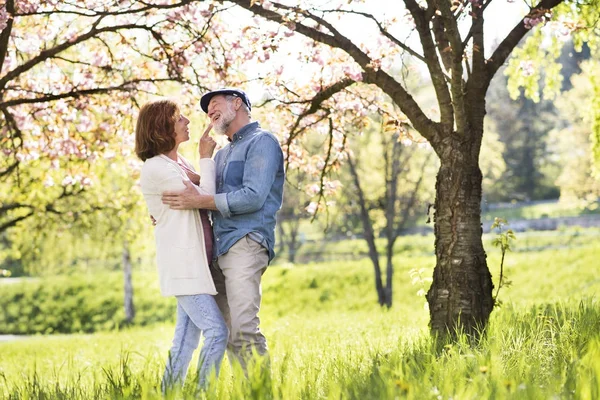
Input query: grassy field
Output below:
<box><xmin>1</xmin><ymin>229</ymin><xmax>599</xmax><ymax>399</ymax></box>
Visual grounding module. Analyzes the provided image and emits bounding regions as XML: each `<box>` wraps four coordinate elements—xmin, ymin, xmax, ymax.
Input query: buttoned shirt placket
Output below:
<box><xmin>214</xmin><ymin>137</ymin><xmax>237</xmax><ymax>250</ymax></box>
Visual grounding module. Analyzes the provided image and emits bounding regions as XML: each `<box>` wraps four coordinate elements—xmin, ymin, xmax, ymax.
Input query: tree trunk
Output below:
<box><xmin>426</xmin><ymin>142</ymin><xmax>494</xmax><ymax>338</ymax></box>
<box><xmin>277</xmin><ymin>220</ymin><xmax>286</xmax><ymax>258</ymax></box>
<box><xmin>288</xmin><ymin>220</ymin><xmax>299</xmax><ymax>263</ymax></box>
<box><xmin>384</xmin><ymin>244</ymin><xmax>394</xmax><ymax>308</ymax></box>
<box><xmin>123</xmin><ymin>242</ymin><xmax>135</xmax><ymax>323</ymax></box>
<box><xmin>348</xmin><ymin>155</ymin><xmax>385</xmax><ymax>305</ymax></box>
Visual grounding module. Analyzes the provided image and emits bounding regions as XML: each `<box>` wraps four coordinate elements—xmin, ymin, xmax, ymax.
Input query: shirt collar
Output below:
<box><xmin>229</xmin><ymin>121</ymin><xmax>260</xmax><ymax>142</ymax></box>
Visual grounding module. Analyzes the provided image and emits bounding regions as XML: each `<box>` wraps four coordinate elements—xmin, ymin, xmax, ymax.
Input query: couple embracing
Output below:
<box><xmin>134</xmin><ymin>88</ymin><xmax>284</xmax><ymax>391</ymax></box>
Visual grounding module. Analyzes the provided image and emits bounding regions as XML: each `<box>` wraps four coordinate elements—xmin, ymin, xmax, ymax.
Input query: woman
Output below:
<box><xmin>134</xmin><ymin>99</ymin><xmax>228</xmax><ymax>391</ymax></box>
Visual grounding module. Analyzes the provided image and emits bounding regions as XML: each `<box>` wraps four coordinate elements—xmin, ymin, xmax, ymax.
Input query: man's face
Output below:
<box><xmin>207</xmin><ymin>95</ymin><xmax>237</xmax><ymax>136</ymax></box>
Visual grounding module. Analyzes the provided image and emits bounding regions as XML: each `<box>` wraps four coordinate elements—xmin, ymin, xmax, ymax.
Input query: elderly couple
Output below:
<box><xmin>134</xmin><ymin>88</ymin><xmax>284</xmax><ymax>391</ymax></box>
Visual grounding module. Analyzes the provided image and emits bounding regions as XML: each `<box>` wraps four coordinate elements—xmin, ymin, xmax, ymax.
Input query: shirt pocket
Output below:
<box><xmin>224</xmin><ymin>161</ymin><xmax>244</xmax><ymax>186</ymax></box>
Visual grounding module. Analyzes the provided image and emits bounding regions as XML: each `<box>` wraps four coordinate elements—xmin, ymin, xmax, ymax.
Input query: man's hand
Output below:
<box><xmin>162</xmin><ymin>180</ymin><xmax>203</xmax><ymax>209</ymax></box>
<box><xmin>199</xmin><ymin>123</ymin><xmax>217</xmax><ymax>159</ymax></box>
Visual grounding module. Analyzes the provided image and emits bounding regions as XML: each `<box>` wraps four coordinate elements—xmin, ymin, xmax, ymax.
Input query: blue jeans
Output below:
<box><xmin>162</xmin><ymin>294</ymin><xmax>228</xmax><ymax>390</ymax></box>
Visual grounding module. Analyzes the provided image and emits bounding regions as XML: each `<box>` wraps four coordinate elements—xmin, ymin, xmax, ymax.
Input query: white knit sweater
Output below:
<box><xmin>140</xmin><ymin>154</ymin><xmax>216</xmax><ymax>296</ymax></box>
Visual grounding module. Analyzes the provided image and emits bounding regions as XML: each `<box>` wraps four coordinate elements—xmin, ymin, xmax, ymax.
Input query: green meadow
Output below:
<box><xmin>1</xmin><ymin>229</ymin><xmax>599</xmax><ymax>399</ymax></box>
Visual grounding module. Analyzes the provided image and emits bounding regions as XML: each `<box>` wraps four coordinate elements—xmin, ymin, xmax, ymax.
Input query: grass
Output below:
<box><xmin>1</xmin><ymin>228</ymin><xmax>599</xmax><ymax>399</ymax></box>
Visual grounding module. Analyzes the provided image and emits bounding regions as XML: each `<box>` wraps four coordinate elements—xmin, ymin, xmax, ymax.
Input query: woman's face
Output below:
<box><xmin>173</xmin><ymin>113</ymin><xmax>190</xmax><ymax>145</ymax></box>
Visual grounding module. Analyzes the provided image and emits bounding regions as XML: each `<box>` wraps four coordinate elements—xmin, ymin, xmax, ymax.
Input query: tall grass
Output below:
<box><xmin>1</xmin><ymin>301</ymin><xmax>598</xmax><ymax>399</ymax></box>
<box><xmin>1</xmin><ymin>229</ymin><xmax>599</xmax><ymax>399</ymax></box>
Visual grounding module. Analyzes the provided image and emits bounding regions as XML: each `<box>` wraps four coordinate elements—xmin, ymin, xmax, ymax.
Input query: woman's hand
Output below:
<box><xmin>199</xmin><ymin>123</ymin><xmax>216</xmax><ymax>159</ymax></box>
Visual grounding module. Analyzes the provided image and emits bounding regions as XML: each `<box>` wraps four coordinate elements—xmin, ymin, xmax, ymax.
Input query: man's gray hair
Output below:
<box><xmin>225</xmin><ymin>94</ymin><xmax>251</xmax><ymax>118</ymax></box>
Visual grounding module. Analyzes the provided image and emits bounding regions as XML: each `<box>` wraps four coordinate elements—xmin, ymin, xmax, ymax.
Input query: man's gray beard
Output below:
<box><xmin>213</xmin><ymin>106</ymin><xmax>235</xmax><ymax>136</ymax></box>
<box><xmin>213</xmin><ymin>119</ymin><xmax>231</xmax><ymax>136</ymax></box>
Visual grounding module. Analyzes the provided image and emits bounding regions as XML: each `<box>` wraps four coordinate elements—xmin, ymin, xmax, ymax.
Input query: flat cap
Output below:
<box><xmin>200</xmin><ymin>88</ymin><xmax>251</xmax><ymax>113</ymax></box>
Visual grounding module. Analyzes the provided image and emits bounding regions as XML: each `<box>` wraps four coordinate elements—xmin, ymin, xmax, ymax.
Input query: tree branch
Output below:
<box><xmin>287</xmin><ymin>78</ymin><xmax>355</xmax><ymax>141</ymax></box>
<box><xmin>227</xmin><ymin>0</ymin><xmax>440</xmax><ymax>144</ymax></box>
<box><xmin>14</xmin><ymin>0</ymin><xmax>197</xmax><ymax>17</ymax></box>
<box><xmin>436</xmin><ymin>0</ymin><xmax>468</xmax><ymax>135</ymax></box>
<box><xmin>0</xmin><ymin>22</ymin><xmax>159</xmax><ymax>90</ymax></box>
<box><xmin>0</xmin><ymin>78</ymin><xmax>172</xmax><ymax>108</ymax></box>
<box><xmin>0</xmin><ymin>0</ymin><xmax>14</xmax><ymax>75</ymax></box>
<box><xmin>319</xmin><ymin>8</ymin><xmax>426</xmax><ymax>63</ymax></box>
<box><xmin>403</xmin><ymin>0</ymin><xmax>453</xmax><ymax>135</ymax></box>
<box><xmin>0</xmin><ymin>211</ymin><xmax>34</xmax><ymax>233</ymax></box>
<box><xmin>486</xmin><ymin>0</ymin><xmax>565</xmax><ymax>81</ymax></box>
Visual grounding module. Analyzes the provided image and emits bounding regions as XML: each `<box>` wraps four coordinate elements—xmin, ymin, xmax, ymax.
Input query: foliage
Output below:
<box><xmin>506</xmin><ymin>1</ymin><xmax>600</xmax><ymax>173</ymax></box>
<box><xmin>553</xmin><ymin>61</ymin><xmax>600</xmax><ymax>206</ymax></box>
<box><xmin>0</xmin><ymin>272</ymin><xmax>175</xmax><ymax>334</ymax></box>
<box><xmin>490</xmin><ymin>218</ymin><xmax>516</xmax><ymax>307</ymax></box>
<box><xmin>487</xmin><ymin>72</ymin><xmax>562</xmax><ymax>201</ymax></box>
<box><xmin>2</xmin><ymin>227</ymin><xmax>599</xmax><ymax>335</ymax></box>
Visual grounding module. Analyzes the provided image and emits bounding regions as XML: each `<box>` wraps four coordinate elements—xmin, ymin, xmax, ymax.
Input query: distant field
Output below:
<box><xmin>0</xmin><ymin>228</ymin><xmax>599</xmax><ymax>398</ymax></box>
<box><xmin>481</xmin><ymin>199</ymin><xmax>600</xmax><ymax>221</ymax></box>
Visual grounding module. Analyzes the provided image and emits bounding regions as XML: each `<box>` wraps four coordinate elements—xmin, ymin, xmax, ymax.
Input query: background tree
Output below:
<box><xmin>212</xmin><ymin>0</ymin><xmax>599</xmax><ymax>338</ymax></box>
<box><xmin>552</xmin><ymin>61</ymin><xmax>600</xmax><ymax>207</ymax></box>
<box><xmin>345</xmin><ymin>115</ymin><xmax>436</xmax><ymax>307</ymax></box>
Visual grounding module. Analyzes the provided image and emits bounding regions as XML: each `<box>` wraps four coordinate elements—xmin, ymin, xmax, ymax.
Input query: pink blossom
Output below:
<box><xmin>305</xmin><ymin>201</ymin><xmax>318</xmax><ymax>215</ymax></box>
<box><xmin>15</xmin><ymin>0</ymin><xmax>37</xmax><ymax>14</ymax></box>
<box><xmin>519</xmin><ymin>60</ymin><xmax>535</xmax><ymax>77</ymax></box>
<box><xmin>524</xmin><ymin>16</ymin><xmax>544</xmax><ymax>30</ymax></box>
<box><xmin>342</xmin><ymin>65</ymin><xmax>363</xmax><ymax>82</ymax></box>
<box><xmin>0</xmin><ymin>6</ymin><xmax>9</xmax><ymax>32</ymax></box>
<box><xmin>44</xmin><ymin>177</ymin><xmax>55</xmax><ymax>187</ymax></box>
<box><xmin>62</xmin><ymin>175</ymin><xmax>76</xmax><ymax>186</ymax></box>
<box><xmin>312</xmin><ymin>53</ymin><xmax>325</xmax><ymax>66</ymax></box>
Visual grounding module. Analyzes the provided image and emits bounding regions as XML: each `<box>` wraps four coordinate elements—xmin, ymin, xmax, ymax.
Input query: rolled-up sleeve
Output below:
<box><xmin>216</xmin><ymin>135</ymin><xmax>282</xmax><ymax>217</ymax></box>
<box><xmin>196</xmin><ymin>158</ymin><xmax>216</xmax><ymax>196</ymax></box>
<box><xmin>214</xmin><ymin>192</ymin><xmax>231</xmax><ymax>218</ymax></box>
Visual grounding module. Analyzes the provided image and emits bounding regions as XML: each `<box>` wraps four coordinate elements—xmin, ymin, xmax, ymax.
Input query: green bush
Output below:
<box><xmin>0</xmin><ymin>272</ymin><xmax>175</xmax><ymax>334</ymax></box>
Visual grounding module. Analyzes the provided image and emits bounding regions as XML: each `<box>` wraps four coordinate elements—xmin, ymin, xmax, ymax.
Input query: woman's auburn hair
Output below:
<box><xmin>135</xmin><ymin>100</ymin><xmax>180</xmax><ymax>161</ymax></box>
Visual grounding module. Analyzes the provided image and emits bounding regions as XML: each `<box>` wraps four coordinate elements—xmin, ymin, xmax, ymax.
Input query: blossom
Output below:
<box><xmin>305</xmin><ymin>202</ymin><xmax>318</xmax><ymax>215</ymax></box>
<box><xmin>0</xmin><ymin>6</ymin><xmax>10</xmax><ymax>32</ymax></box>
<box><xmin>519</xmin><ymin>60</ymin><xmax>535</xmax><ymax>77</ymax></box>
<box><xmin>524</xmin><ymin>16</ymin><xmax>544</xmax><ymax>30</ymax></box>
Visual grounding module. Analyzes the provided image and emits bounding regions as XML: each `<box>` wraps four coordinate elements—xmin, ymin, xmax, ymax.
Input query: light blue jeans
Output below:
<box><xmin>162</xmin><ymin>294</ymin><xmax>228</xmax><ymax>391</ymax></box>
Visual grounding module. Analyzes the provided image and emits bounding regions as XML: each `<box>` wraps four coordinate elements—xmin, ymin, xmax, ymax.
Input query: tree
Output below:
<box><xmin>0</xmin><ymin>0</ymin><xmax>235</xmax><ymax>235</ymax></box>
<box><xmin>214</xmin><ymin>0</ymin><xmax>598</xmax><ymax>338</ymax></box>
<box><xmin>346</xmin><ymin>116</ymin><xmax>436</xmax><ymax>307</ymax></box>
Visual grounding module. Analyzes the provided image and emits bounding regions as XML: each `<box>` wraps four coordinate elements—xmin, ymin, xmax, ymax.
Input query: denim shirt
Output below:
<box><xmin>212</xmin><ymin>122</ymin><xmax>284</xmax><ymax>262</ymax></box>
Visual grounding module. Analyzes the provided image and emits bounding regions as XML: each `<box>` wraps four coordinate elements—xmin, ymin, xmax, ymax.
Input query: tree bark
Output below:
<box><xmin>123</xmin><ymin>242</ymin><xmax>135</xmax><ymax>324</ymax></box>
<box><xmin>426</xmin><ymin>138</ymin><xmax>494</xmax><ymax>338</ymax></box>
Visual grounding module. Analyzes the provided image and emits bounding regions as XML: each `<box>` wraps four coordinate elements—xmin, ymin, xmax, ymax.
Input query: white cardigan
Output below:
<box><xmin>140</xmin><ymin>154</ymin><xmax>217</xmax><ymax>297</ymax></box>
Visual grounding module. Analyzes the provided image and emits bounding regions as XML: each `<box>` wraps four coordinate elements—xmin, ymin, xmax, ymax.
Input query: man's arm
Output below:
<box><xmin>162</xmin><ymin>180</ymin><xmax>218</xmax><ymax>210</ymax></box>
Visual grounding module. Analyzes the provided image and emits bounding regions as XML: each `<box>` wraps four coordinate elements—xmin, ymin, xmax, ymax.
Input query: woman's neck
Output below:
<box><xmin>164</xmin><ymin>146</ymin><xmax>179</xmax><ymax>161</ymax></box>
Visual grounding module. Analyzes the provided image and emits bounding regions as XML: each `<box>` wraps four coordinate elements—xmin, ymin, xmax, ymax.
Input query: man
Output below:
<box><xmin>162</xmin><ymin>88</ymin><xmax>284</xmax><ymax>371</ymax></box>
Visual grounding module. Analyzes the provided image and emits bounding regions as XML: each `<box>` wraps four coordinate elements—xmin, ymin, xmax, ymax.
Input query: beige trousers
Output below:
<box><xmin>211</xmin><ymin>235</ymin><xmax>269</xmax><ymax>370</ymax></box>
